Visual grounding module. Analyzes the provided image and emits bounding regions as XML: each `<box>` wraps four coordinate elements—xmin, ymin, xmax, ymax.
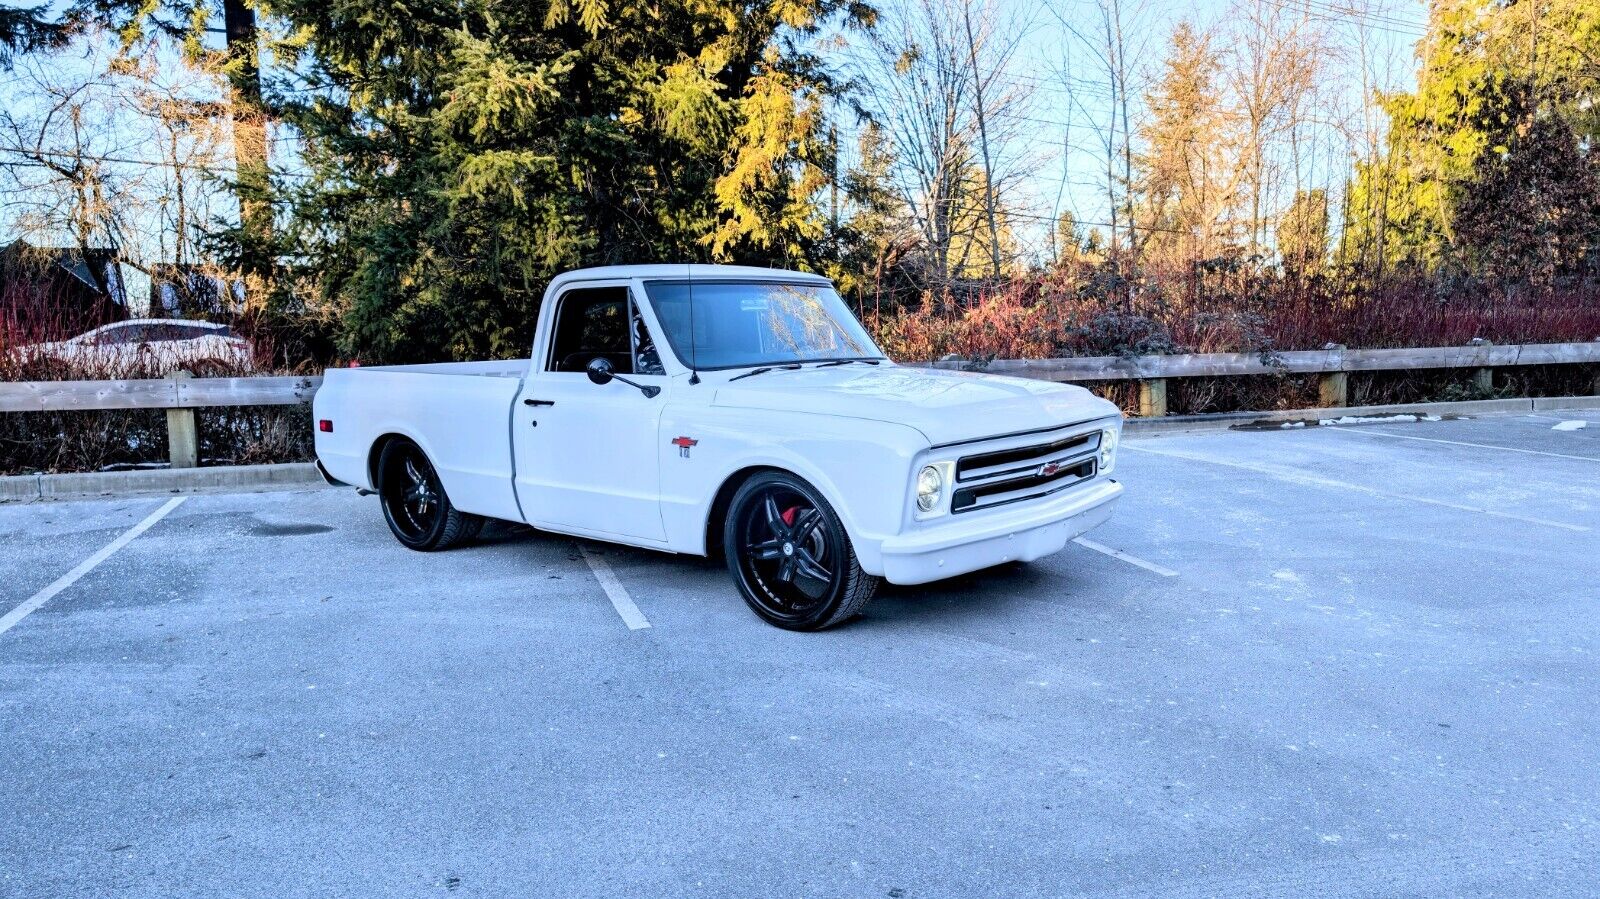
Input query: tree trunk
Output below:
<box><xmin>223</xmin><ymin>0</ymin><xmax>270</xmax><ymax>253</ymax></box>
<box><xmin>962</xmin><ymin>1</ymin><xmax>1003</xmax><ymax>278</ymax></box>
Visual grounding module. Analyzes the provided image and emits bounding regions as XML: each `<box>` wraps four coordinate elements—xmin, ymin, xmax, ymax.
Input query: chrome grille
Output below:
<box><xmin>952</xmin><ymin>429</ymin><xmax>1102</xmax><ymax>514</ymax></box>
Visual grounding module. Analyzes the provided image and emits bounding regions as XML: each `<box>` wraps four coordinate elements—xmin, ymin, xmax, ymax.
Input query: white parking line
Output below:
<box><xmin>1126</xmin><ymin>445</ymin><xmax>1589</xmax><ymax>532</ymax></box>
<box><xmin>1073</xmin><ymin>537</ymin><xmax>1179</xmax><ymax>577</ymax></box>
<box><xmin>0</xmin><ymin>497</ymin><xmax>187</xmax><ymax>638</ymax></box>
<box><xmin>578</xmin><ymin>545</ymin><xmax>652</xmax><ymax>631</ymax></box>
<box><xmin>1328</xmin><ymin>426</ymin><xmax>1600</xmax><ymax>462</ymax></box>
<box><xmin>1528</xmin><ymin>412</ymin><xmax>1600</xmax><ymax>423</ymax></box>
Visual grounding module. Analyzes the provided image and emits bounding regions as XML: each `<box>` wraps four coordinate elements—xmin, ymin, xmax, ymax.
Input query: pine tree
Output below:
<box><xmin>0</xmin><ymin>5</ymin><xmax>69</xmax><ymax>67</ymax></box>
<box><xmin>1134</xmin><ymin>21</ymin><xmax>1238</xmax><ymax>271</ymax></box>
<box><xmin>1278</xmin><ymin>188</ymin><xmax>1328</xmax><ymax>280</ymax></box>
<box><xmin>260</xmin><ymin>0</ymin><xmax>873</xmax><ymax>362</ymax></box>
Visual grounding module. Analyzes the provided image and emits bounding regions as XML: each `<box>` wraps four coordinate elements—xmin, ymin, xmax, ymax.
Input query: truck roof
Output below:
<box><xmin>547</xmin><ymin>264</ymin><xmax>831</xmax><ymax>295</ymax></box>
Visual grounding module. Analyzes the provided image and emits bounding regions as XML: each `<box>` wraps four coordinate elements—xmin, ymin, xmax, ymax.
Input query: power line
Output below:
<box><xmin>1255</xmin><ymin>0</ymin><xmax>1426</xmax><ymax>38</ymax></box>
<box><xmin>0</xmin><ymin>144</ymin><xmax>200</xmax><ymax>170</ymax></box>
<box><xmin>0</xmin><ymin>143</ymin><xmax>313</xmax><ymax>179</ymax></box>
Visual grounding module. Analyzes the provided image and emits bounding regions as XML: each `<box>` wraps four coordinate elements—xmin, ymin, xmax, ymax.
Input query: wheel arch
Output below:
<box><xmin>703</xmin><ymin>465</ymin><xmax>787</xmax><ymax>559</ymax></box>
<box><xmin>367</xmin><ymin>431</ymin><xmax>427</xmax><ymax>490</ymax></box>
<box><xmin>701</xmin><ymin>460</ymin><xmax>867</xmax><ymax>560</ymax></box>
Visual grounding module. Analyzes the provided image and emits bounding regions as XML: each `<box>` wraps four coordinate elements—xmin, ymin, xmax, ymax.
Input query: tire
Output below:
<box><xmin>376</xmin><ymin>439</ymin><xmax>483</xmax><ymax>551</ymax></box>
<box><xmin>723</xmin><ymin>471</ymin><xmax>880</xmax><ymax>631</ymax></box>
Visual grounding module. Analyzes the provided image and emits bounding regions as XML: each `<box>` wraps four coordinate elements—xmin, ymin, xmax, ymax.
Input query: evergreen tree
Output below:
<box><xmin>1341</xmin><ymin>0</ymin><xmax>1600</xmax><ymax>279</ymax></box>
<box><xmin>1278</xmin><ymin>187</ymin><xmax>1328</xmax><ymax>280</ymax></box>
<box><xmin>0</xmin><ymin>5</ymin><xmax>69</xmax><ymax>67</ymax></box>
<box><xmin>260</xmin><ymin>0</ymin><xmax>873</xmax><ymax>362</ymax></box>
<box><xmin>1134</xmin><ymin>21</ymin><xmax>1237</xmax><ymax>271</ymax></box>
<box><xmin>1053</xmin><ymin>210</ymin><xmax>1082</xmax><ymax>267</ymax></box>
<box><xmin>1454</xmin><ymin>98</ymin><xmax>1600</xmax><ymax>283</ymax></box>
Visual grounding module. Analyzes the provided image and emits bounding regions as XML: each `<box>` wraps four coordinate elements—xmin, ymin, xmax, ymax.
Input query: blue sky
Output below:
<box><xmin>842</xmin><ymin>0</ymin><xmax>1432</xmax><ymax>258</ymax></box>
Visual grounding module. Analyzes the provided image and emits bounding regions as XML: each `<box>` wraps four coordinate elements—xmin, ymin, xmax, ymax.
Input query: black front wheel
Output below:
<box><xmin>724</xmin><ymin>471</ymin><xmax>879</xmax><ymax>630</ymax></box>
<box><xmin>377</xmin><ymin>439</ymin><xmax>483</xmax><ymax>551</ymax></box>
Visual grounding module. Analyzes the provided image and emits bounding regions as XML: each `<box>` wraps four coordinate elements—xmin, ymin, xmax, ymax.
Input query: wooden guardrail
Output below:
<box><xmin>0</xmin><ymin>372</ymin><xmax>321</xmax><ymax>469</ymax></box>
<box><xmin>921</xmin><ymin>339</ymin><xmax>1600</xmax><ymax>416</ymax></box>
<box><xmin>0</xmin><ymin>339</ymin><xmax>1596</xmax><ymax>467</ymax></box>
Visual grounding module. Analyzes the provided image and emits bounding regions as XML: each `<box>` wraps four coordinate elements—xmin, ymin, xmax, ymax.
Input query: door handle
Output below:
<box><xmin>523</xmin><ymin>399</ymin><xmax>555</xmax><ymax>407</ymax></box>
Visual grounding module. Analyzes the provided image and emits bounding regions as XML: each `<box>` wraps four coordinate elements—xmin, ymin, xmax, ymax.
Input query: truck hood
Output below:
<box><xmin>711</xmin><ymin>364</ymin><xmax>1120</xmax><ymax>446</ymax></box>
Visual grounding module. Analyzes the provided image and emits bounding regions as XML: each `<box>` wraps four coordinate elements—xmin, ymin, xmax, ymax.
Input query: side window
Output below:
<box><xmin>547</xmin><ymin>287</ymin><xmax>633</xmax><ymax>374</ymax></box>
<box><xmin>95</xmin><ymin>324</ymin><xmax>144</xmax><ymax>345</ymax></box>
<box><xmin>633</xmin><ymin>300</ymin><xmax>664</xmax><ymax>375</ymax></box>
<box><xmin>145</xmin><ymin>324</ymin><xmax>190</xmax><ymax>342</ymax></box>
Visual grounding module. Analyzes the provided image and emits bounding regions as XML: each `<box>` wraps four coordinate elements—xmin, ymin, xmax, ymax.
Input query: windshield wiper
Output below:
<box><xmin>814</xmin><ymin>358</ymin><xmax>882</xmax><ymax>368</ymax></box>
<box><xmin>728</xmin><ymin>363</ymin><xmax>802</xmax><ymax>382</ymax></box>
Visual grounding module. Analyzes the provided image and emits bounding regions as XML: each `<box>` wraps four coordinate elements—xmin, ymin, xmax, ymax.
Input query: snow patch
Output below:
<box><xmin>1552</xmin><ymin>420</ymin><xmax>1588</xmax><ymax>431</ymax></box>
<box><xmin>1318</xmin><ymin>414</ymin><xmax>1441</xmax><ymax>426</ymax></box>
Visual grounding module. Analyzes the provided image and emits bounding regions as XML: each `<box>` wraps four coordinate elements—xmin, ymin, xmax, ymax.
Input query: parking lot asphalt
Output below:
<box><xmin>1</xmin><ymin>411</ymin><xmax>1597</xmax><ymax>898</ymax></box>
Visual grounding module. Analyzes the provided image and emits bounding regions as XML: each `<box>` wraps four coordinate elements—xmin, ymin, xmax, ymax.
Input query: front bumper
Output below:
<box><xmin>876</xmin><ymin>479</ymin><xmax>1122</xmax><ymax>585</ymax></box>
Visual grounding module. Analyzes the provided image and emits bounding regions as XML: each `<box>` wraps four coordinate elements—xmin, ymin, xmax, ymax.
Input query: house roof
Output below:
<box><xmin>1</xmin><ymin>238</ymin><xmax>127</xmax><ymax>306</ymax></box>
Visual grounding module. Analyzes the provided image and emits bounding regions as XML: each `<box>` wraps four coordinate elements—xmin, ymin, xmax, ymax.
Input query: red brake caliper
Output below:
<box><xmin>780</xmin><ymin>506</ymin><xmax>800</xmax><ymax>527</ymax></box>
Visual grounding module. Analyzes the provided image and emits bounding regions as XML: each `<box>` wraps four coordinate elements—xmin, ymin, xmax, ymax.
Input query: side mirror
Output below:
<box><xmin>585</xmin><ymin>356</ymin><xmax>660</xmax><ymax>399</ymax></box>
<box><xmin>585</xmin><ymin>356</ymin><xmax>615</xmax><ymax>386</ymax></box>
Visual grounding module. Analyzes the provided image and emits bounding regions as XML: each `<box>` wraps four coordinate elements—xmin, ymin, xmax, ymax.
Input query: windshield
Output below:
<box><xmin>643</xmin><ymin>280</ymin><xmax>884</xmax><ymax>370</ymax></box>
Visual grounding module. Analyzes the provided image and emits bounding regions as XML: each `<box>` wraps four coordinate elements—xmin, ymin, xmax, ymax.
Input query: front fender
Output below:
<box><xmin>657</xmin><ymin>408</ymin><xmax>929</xmax><ymax>575</ymax></box>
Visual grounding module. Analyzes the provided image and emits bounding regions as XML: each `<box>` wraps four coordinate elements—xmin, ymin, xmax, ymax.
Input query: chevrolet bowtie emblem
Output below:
<box><xmin>1039</xmin><ymin>461</ymin><xmax>1061</xmax><ymax>477</ymax></box>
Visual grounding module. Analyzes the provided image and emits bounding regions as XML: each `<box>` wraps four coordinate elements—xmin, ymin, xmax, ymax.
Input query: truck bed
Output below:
<box><xmin>313</xmin><ymin>360</ymin><xmax>532</xmax><ymax>522</ymax></box>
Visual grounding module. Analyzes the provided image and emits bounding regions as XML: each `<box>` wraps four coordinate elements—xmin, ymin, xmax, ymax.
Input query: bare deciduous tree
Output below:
<box><xmin>852</xmin><ymin>0</ymin><xmax>1032</xmax><ymax>285</ymax></box>
<box><xmin>1226</xmin><ymin>0</ymin><xmax>1327</xmax><ymax>254</ymax></box>
<box><xmin>0</xmin><ymin>31</ymin><xmax>237</xmax><ymax>313</ymax></box>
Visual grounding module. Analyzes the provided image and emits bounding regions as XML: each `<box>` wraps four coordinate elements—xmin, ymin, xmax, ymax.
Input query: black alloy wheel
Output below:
<box><xmin>377</xmin><ymin>439</ymin><xmax>482</xmax><ymax>551</ymax></box>
<box><xmin>724</xmin><ymin>471</ymin><xmax>879</xmax><ymax>630</ymax></box>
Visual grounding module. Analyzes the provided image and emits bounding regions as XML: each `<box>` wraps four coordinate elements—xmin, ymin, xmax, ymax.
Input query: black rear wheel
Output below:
<box><xmin>377</xmin><ymin>439</ymin><xmax>483</xmax><ymax>551</ymax></box>
<box><xmin>724</xmin><ymin>471</ymin><xmax>878</xmax><ymax>631</ymax></box>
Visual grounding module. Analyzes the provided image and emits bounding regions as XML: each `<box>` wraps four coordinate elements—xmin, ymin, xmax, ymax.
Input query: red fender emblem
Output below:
<box><xmin>671</xmin><ymin>436</ymin><xmax>698</xmax><ymax>458</ymax></box>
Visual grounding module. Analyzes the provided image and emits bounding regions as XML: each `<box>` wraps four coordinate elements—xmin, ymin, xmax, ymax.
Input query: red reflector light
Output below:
<box><xmin>318</xmin><ymin>419</ymin><xmax>334</xmax><ymax>433</ymax></box>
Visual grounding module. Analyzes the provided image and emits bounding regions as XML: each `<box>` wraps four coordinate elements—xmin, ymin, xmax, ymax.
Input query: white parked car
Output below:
<box><xmin>313</xmin><ymin>265</ymin><xmax>1124</xmax><ymax>630</ymax></box>
<box><xmin>22</xmin><ymin>319</ymin><xmax>252</xmax><ymax>370</ymax></box>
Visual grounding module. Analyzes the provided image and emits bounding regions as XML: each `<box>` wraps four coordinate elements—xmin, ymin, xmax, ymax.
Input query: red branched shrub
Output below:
<box><xmin>872</xmin><ymin>269</ymin><xmax>1600</xmax><ymax>415</ymax></box>
<box><xmin>876</xmin><ymin>274</ymin><xmax>1600</xmax><ymax>360</ymax></box>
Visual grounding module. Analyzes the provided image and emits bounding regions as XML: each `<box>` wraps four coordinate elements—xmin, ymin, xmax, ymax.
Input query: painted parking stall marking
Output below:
<box><xmin>578</xmin><ymin>544</ymin><xmax>652</xmax><ymax>631</ymax></box>
<box><xmin>1072</xmin><ymin>537</ymin><xmax>1179</xmax><ymax>577</ymax></box>
<box><xmin>1126</xmin><ymin>444</ymin><xmax>1589</xmax><ymax>532</ymax></box>
<box><xmin>1327</xmin><ymin>424</ymin><xmax>1600</xmax><ymax>462</ymax></box>
<box><xmin>0</xmin><ymin>497</ymin><xmax>187</xmax><ymax>638</ymax></box>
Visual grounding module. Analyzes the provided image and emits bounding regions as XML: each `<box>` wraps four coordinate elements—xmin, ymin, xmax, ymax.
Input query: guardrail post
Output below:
<box><xmin>1318</xmin><ymin>344</ymin><xmax>1348</xmax><ymax>408</ymax></box>
<box><xmin>1138</xmin><ymin>379</ymin><xmax>1168</xmax><ymax>417</ymax></box>
<box><xmin>165</xmin><ymin>370</ymin><xmax>198</xmax><ymax>469</ymax></box>
<box><xmin>1470</xmin><ymin>339</ymin><xmax>1494</xmax><ymax>394</ymax></box>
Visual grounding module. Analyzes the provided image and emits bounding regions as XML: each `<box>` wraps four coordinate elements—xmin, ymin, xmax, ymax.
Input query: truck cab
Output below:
<box><xmin>313</xmin><ymin>265</ymin><xmax>1124</xmax><ymax>630</ymax></box>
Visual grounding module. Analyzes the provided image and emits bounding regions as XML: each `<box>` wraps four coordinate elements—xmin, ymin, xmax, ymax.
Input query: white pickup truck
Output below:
<box><xmin>313</xmin><ymin>265</ymin><xmax>1124</xmax><ymax>630</ymax></box>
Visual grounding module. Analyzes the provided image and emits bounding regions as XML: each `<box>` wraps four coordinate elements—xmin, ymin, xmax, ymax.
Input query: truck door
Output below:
<box><xmin>512</xmin><ymin>283</ymin><xmax>669</xmax><ymax>542</ymax></box>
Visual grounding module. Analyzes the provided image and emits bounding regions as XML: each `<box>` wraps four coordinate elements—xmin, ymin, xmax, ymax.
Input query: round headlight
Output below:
<box><xmin>916</xmin><ymin>465</ymin><xmax>943</xmax><ymax>512</ymax></box>
<box><xmin>1100</xmin><ymin>428</ymin><xmax>1119</xmax><ymax>474</ymax></box>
